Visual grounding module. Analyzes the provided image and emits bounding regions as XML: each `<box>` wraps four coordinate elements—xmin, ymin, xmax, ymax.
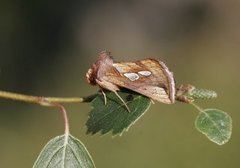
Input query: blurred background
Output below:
<box><xmin>0</xmin><ymin>0</ymin><xmax>239</xmax><ymax>167</ymax></box>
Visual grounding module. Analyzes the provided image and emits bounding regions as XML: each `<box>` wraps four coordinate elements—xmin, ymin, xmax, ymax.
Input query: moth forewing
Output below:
<box><xmin>104</xmin><ymin>59</ymin><xmax>175</xmax><ymax>104</ymax></box>
<box><xmin>86</xmin><ymin>51</ymin><xmax>176</xmax><ymax>112</ymax></box>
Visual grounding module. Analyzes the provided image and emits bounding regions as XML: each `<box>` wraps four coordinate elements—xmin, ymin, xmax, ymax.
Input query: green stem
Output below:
<box><xmin>190</xmin><ymin>102</ymin><xmax>204</xmax><ymax>112</ymax></box>
<box><xmin>0</xmin><ymin>90</ymin><xmax>97</xmax><ymax>106</ymax></box>
<box><xmin>0</xmin><ymin>90</ymin><xmax>99</xmax><ymax>135</ymax></box>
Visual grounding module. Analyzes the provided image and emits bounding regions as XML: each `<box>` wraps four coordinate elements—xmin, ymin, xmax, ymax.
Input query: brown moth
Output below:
<box><xmin>86</xmin><ymin>51</ymin><xmax>175</xmax><ymax>111</ymax></box>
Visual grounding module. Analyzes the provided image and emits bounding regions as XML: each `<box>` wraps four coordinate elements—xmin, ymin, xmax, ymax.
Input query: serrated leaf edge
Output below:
<box><xmin>89</xmin><ymin>95</ymin><xmax>147</xmax><ymax>129</ymax></box>
<box><xmin>119</xmin><ymin>97</ymin><xmax>151</xmax><ymax>136</ymax></box>
<box><xmin>87</xmin><ymin>94</ymin><xmax>151</xmax><ymax>136</ymax></box>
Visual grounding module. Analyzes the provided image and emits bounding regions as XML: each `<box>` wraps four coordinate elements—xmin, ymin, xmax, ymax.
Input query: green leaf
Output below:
<box><xmin>195</xmin><ymin>109</ymin><xmax>232</xmax><ymax>145</ymax></box>
<box><xmin>86</xmin><ymin>90</ymin><xmax>151</xmax><ymax>135</ymax></box>
<box><xmin>33</xmin><ymin>134</ymin><xmax>95</xmax><ymax>168</ymax></box>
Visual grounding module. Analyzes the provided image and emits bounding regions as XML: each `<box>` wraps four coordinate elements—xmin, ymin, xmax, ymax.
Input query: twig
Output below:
<box><xmin>0</xmin><ymin>90</ymin><xmax>97</xmax><ymax>106</ymax></box>
<box><xmin>0</xmin><ymin>90</ymin><xmax>100</xmax><ymax>135</ymax></box>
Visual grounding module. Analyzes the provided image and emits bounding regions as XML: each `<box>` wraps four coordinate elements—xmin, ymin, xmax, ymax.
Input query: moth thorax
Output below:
<box><xmin>98</xmin><ymin>51</ymin><xmax>112</xmax><ymax>60</ymax></box>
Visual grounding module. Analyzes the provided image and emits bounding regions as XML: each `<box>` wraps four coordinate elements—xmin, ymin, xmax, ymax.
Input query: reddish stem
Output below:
<box><xmin>55</xmin><ymin>104</ymin><xmax>70</xmax><ymax>135</ymax></box>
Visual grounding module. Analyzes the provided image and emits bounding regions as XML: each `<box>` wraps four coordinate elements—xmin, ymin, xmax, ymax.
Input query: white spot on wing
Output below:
<box><xmin>113</xmin><ymin>64</ymin><xmax>124</xmax><ymax>73</ymax></box>
<box><xmin>123</xmin><ymin>73</ymin><xmax>139</xmax><ymax>81</ymax></box>
<box><xmin>138</xmin><ymin>70</ymin><xmax>151</xmax><ymax>76</ymax></box>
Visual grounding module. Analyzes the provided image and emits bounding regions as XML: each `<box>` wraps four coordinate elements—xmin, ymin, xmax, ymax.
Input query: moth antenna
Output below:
<box><xmin>101</xmin><ymin>90</ymin><xmax>107</xmax><ymax>105</ymax></box>
<box><xmin>113</xmin><ymin>91</ymin><xmax>131</xmax><ymax>112</ymax></box>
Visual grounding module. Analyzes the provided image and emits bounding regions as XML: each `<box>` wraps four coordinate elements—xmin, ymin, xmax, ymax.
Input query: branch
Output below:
<box><xmin>0</xmin><ymin>90</ymin><xmax>99</xmax><ymax>134</ymax></box>
<box><xmin>0</xmin><ymin>90</ymin><xmax>98</xmax><ymax>107</ymax></box>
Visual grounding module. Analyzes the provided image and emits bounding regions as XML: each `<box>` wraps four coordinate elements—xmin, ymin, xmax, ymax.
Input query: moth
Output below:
<box><xmin>86</xmin><ymin>51</ymin><xmax>175</xmax><ymax>111</ymax></box>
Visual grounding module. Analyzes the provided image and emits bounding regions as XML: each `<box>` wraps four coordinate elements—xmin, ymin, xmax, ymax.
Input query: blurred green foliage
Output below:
<box><xmin>0</xmin><ymin>0</ymin><xmax>240</xmax><ymax>168</ymax></box>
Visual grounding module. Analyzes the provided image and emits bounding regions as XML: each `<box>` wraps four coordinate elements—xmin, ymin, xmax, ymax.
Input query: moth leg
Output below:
<box><xmin>150</xmin><ymin>99</ymin><xmax>155</xmax><ymax>104</ymax></box>
<box><xmin>101</xmin><ymin>90</ymin><xmax>107</xmax><ymax>105</ymax></box>
<box><xmin>96</xmin><ymin>79</ymin><xmax>118</xmax><ymax>105</ymax></box>
<box><xmin>96</xmin><ymin>79</ymin><xmax>130</xmax><ymax>112</ymax></box>
<box><xmin>113</xmin><ymin>91</ymin><xmax>131</xmax><ymax>113</ymax></box>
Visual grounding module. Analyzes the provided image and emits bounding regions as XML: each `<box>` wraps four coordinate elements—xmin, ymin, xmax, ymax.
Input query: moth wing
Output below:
<box><xmin>112</xmin><ymin>59</ymin><xmax>172</xmax><ymax>86</ymax></box>
<box><xmin>136</xmin><ymin>86</ymin><xmax>171</xmax><ymax>104</ymax></box>
<box><xmin>101</xmin><ymin>59</ymin><xmax>175</xmax><ymax>104</ymax></box>
<box><xmin>102</xmin><ymin>77</ymin><xmax>172</xmax><ymax>104</ymax></box>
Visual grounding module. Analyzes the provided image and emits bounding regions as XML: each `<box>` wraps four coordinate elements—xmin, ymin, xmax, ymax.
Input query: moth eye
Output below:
<box><xmin>138</xmin><ymin>70</ymin><xmax>151</xmax><ymax>76</ymax></box>
<box><xmin>123</xmin><ymin>73</ymin><xmax>139</xmax><ymax>81</ymax></box>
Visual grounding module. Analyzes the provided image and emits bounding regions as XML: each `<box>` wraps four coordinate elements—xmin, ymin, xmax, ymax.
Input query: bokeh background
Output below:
<box><xmin>0</xmin><ymin>0</ymin><xmax>239</xmax><ymax>167</ymax></box>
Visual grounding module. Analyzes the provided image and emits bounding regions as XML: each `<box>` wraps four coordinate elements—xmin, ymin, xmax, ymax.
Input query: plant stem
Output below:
<box><xmin>0</xmin><ymin>90</ymin><xmax>98</xmax><ymax>106</ymax></box>
<box><xmin>0</xmin><ymin>90</ymin><xmax>99</xmax><ymax>135</ymax></box>
<box><xmin>190</xmin><ymin>102</ymin><xmax>204</xmax><ymax>112</ymax></box>
<box><xmin>56</xmin><ymin>104</ymin><xmax>70</xmax><ymax>135</ymax></box>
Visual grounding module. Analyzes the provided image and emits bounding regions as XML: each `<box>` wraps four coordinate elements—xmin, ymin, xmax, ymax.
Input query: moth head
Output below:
<box><xmin>86</xmin><ymin>51</ymin><xmax>114</xmax><ymax>85</ymax></box>
<box><xmin>86</xmin><ymin>66</ymin><xmax>97</xmax><ymax>85</ymax></box>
